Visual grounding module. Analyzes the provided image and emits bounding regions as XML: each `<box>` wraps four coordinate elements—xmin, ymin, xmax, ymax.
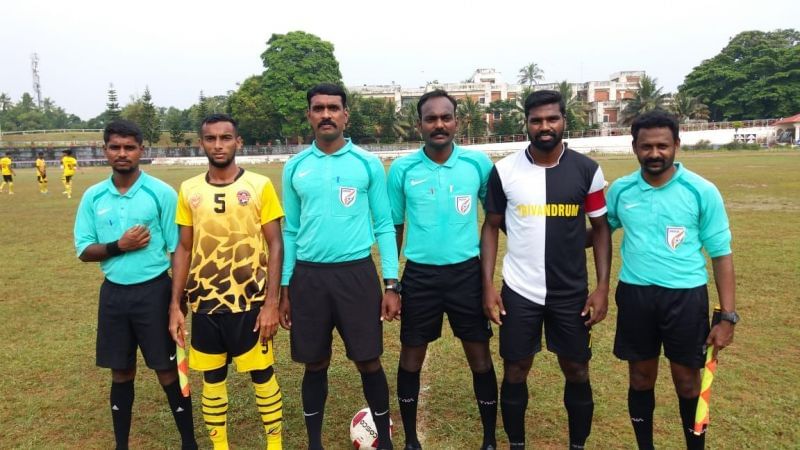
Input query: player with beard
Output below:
<box><xmin>481</xmin><ymin>90</ymin><xmax>611</xmax><ymax>449</ymax></box>
<box><xmin>280</xmin><ymin>83</ymin><xmax>399</xmax><ymax>450</ymax></box>
<box><xmin>608</xmin><ymin>110</ymin><xmax>737</xmax><ymax>450</ymax></box>
<box><xmin>74</xmin><ymin>120</ymin><xmax>198</xmax><ymax>450</ymax></box>
<box><xmin>169</xmin><ymin>114</ymin><xmax>285</xmax><ymax>449</ymax></box>
<box><xmin>387</xmin><ymin>89</ymin><xmax>497</xmax><ymax>450</ymax></box>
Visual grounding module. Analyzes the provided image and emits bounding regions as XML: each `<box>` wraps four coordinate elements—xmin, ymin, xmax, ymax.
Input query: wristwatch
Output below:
<box><xmin>384</xmin><ymin>281</ymin><xmax>402</xmax><ymax>294</ymax></box>
<box><xmin>719</xmin><ymin>311</ymin><xmax>740</xmax><ymax>325</ymax></box>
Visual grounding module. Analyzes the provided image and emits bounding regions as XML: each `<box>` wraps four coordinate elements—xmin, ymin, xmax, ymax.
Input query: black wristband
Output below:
<box><xmin>106</xmin><ymin>240</ymin><xmax>124</xmax><ymax>257</ymax></box>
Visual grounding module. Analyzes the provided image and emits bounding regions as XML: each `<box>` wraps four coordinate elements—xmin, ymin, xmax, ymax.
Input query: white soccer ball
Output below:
<box><xmin>349</xmin><ymin>407</ymin><xmax>393</xmax><ymax>449</ymax></box>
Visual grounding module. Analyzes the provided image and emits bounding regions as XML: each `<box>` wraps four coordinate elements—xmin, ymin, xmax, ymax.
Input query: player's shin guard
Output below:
<box><xmin>253</xmin><ymin>370</ymin><xmax>283</xmax><ymax>449</ymax></box>
<box><xmin>678</xmin><ymin>395</ymin><xmax>705</xmax><ymax>450</ymax></box>
<box><xmin>302</xmin><ymin>367</ymin><xmax>328</xmax><ymax>450</ymax></box>
<box><xmin>473</xmin><ymin>367</ymin><xmax>498</xmax><ymax>447</ymax></box>
<box><xmin>500</xmin><ymin>379</ymin><xmax>528</xmax><ymax>447</ymax></box>
<box><xmin>361</xmin><ymin>368</ymin><xmax>393</xmax><ymax>449</ymax></box>
<box><xmin>7</xmin><ymin>182</ymin><xmax>13</xmax><ymax>194</ymax></box>
<box><xmin>628</xmin><ymin>388</ymin><xmax>655</xmax><ymax>450</ymax></box>
<box><xmin>163</xmin><ymin>380</ymin><xmax>198</xmax><ymax>449</ymax></box>
<box><xmin>396</xmin><ymin>366</ymin><xmax>421</xmax><ymax>446</ymax></box>
<box><xmin>202</xmin><ymin>380</ymin><xmax>229</xmax><ymax>450</ymax></box>
<box><xmin>564</xmin><ymin>381</ymin><xmax>594</xmax><ymax>449</ymax></box>
<box><xmin>110</xmin><ymin>380</ymin><xmax>135</xmax><ymax>450</ymax></box>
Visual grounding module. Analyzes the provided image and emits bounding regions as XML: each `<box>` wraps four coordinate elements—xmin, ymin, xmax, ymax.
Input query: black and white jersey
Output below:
<box><xmin>485</xmin><ymin>146</ymin><xmax>607</xmax><ymax>305</ymax></box>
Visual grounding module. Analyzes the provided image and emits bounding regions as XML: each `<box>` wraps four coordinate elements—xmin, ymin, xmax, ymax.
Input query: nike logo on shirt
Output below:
<box><xmin>624</xmin><ymin>203</ymin><xmax>641</xmax><ymax>210</ymax></box>
<box><xmin>298</xmin><ymin>169</ymin><xmax>313</xmax><ymax>178</ymax></box>
<box><xmin>410</xmin><ymin>178</ymin><xmax>428</xmax><ymax>186</ymax></box>
<box><xmin>97</xmin><ymin>208</ymin><xmax>111</xmax><ymax>216</ymax></box>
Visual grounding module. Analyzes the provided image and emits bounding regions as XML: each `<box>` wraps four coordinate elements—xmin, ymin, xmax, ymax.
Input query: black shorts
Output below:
<box><xmin>499</xmin><ymin>283</ymin><xmax>592</xmax><ymax>363</ymax></box>
<box><xmin>614</xmin><ymin>281</ymin><xmax>710</xmax><ymax>369</ymax></box>
<box><xmin>37</xmin><ymin>175</ymin><xmax>46</xmax><ymax>182</ymax></box>
<box><xmin>2</xmin><ymin>175</ymin><xmax>12</xmax><ymax>182</ymax></box>
<box><xmin>288</xmin><ymin>257</ymin><xmax>383</xmax><ymax>363</ymax></box>
<box><xmin>64</xmin><ymin>175</ymin><xmax>73</xmax><ymax>183</ymax></box>
<box><xmin>190</xmin><ymin>307</ymin><xmax>274</xmax><ymax>372</ymax></box>
<box><xmin>400</xmin><ymin>257</ymin><xmax>491</xmax><ymax>346</ymax></box>
<box><xmin>96</xmin><ymin>272</ymin><xmax>175</xmax><ymax>371</ymax></box>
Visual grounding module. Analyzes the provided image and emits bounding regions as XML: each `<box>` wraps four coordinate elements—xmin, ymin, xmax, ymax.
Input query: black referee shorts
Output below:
<box><xmin>96</xmin><ymin>272</ymin><xmax>175</xmax><ymax>371</ymax></box>
<box><xmin>400</xmin><ymin>257</ymin><xmax>491</xmax><ymax>346</ymax></box>
<box><xmin>2</xmin><ymin>175</ymin><xmax>12</xmax><ymax>182</ymax></box>
<box><xmin>614</xmin><ymin>281</ymin><xmax>710</xmax><ymax>369</ymax></box>
<box><xmin>288</xmin><ymin>257</ymin><xmax>383</xmax><ymax>363</ymax></box>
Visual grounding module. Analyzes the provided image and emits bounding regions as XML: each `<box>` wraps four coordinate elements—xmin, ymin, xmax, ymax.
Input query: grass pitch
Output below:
<box><xmin>0</xmin><ymin>150</ymin><xmax>798</xmax><ymax>449</ymax></box>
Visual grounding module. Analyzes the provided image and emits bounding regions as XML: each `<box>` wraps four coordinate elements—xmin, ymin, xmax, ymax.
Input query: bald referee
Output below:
<box><xmin>388</xmin><ymin>89</ymin><xmax>497</xmax><ymax>450</ymax></box>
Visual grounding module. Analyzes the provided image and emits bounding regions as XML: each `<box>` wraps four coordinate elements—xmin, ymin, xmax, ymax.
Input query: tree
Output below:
<box><xmin>195</xmin><ymin>90</ymin><xmax>209</xmax><ymax>125</ymax></box>
<box><xmin>261</xmin><ymin>31</ymin><xmax>343</xmax><ymax>143</ymax></box>
<box><xmin>557</xmin><ymin>81</ymin><xmax>589</xmax><ymax>131</ymax></box>
<box><xmin>139</xmin><ymin>87</ymin><xmax>160</xmax><ymax>146</ymax></box>
<box><xmin>456</xmin><ymin>97</ymin><xmax>487</xmax><ymax>139</ymax></box>
<box><xmin>164</xmin><ymin>107</ymin><xmax>186</xmax><ymax>146</ymax></box>
<box><xmin>0</xmin><ymin>93</ymin><xmax>11</xmax><ymax>112</ymax></box>
<box><xmin>680</xmin><ymin>29</ymin><xmax>800</xmax><ymax>121</ymax></box>
<box><xmin>620</xmin><ymin>74</ymin><xmax>669</xmax><ymax>124</ymax></box>
<box><xmin>228</xmin><ymin>75</ymin><xmax>282</xmax><ymax>144</ymax></box>
<box><xmin>670</xmin><ymin>92</ymin><xmax>710</xmax><ymax>123</ymax></box>
<box><xmin>394</xmin><ymin>102</ymin><xmax>421</xmax><ymax>142</ymax></box>
<box><xmin>106</xmin><ymin>84</ymin><xmax>121</xmax><ymax>121</ymax></box>
<box><xmin>487</xmin><ymin>100</ymin><xmax>523</xmax><ymax>136</ymax></box>
<box><xmin>518</xmin><ymin>62</ymin><xmax>544</xmax><ymax>89</ymax></box>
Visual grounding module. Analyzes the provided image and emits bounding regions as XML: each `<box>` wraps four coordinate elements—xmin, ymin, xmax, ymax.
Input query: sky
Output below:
<box><xmin>1</xmin><ymin>0</ymin><xmax>798</xmax><ymax>120</ymax></box>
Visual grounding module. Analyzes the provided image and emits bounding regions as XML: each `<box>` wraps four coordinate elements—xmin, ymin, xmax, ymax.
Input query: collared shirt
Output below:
<box><xmin>388</xmin><ymin>145</ymin><xmax>493</xmax><ymax>265</ymax></box>
<box><xmin>74</xmin><ymin>171</ymin><xmax>178</xmax><ymax>284</ymax></box>
<box><xmin>607</xmin><ymin>162</ymin><xmax>732</xmax><ymax>288</ymax></box>
<box><xmin>281</xmin><ymin>138</ymin><xmax>398</xmax><ymax>284</ymax></box>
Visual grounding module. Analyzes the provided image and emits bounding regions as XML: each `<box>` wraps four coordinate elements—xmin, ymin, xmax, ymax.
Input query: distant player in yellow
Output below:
<box><xmin>0</xmin><ymin>152</ymin><xmax>15</xmax><ymax>194</ymax></box>
<box><xmin>61</xmin><ymin>149</ymin><xmax>78</xmax><ymax>198</ymax></box>
<box><xmin>169</xmin><ymin>114</ymin><xmax>285</xmax><ymax>450</ymax></box>
<box><xmin>35</xmin><ymin>152</ymin><xmax>48</xmax><ymax>194</ymax></box>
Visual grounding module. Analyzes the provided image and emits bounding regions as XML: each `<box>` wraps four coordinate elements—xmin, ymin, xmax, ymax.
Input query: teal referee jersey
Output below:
<box><xmin>74</xmin><ymin>171</ymin><xmax>178</xmax><ymax>284</ymax></box>
<box><xmin>281</xmin><ymin>139</ymin><xmax>398</xmax><ymax>284</ymax></box>
<box><xmin>607</xmin><ymin>162</ymin><xmax>732</xmax><ymax>289</ymax></box>
<box><xmin>388</xmin><ymin>146</ymin><xmax>493</xmax><ymax>265</ymax></box>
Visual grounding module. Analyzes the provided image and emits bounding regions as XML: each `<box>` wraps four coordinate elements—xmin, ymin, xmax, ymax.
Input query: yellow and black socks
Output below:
<box><xmin>396</xmin><ymin>366</ymin><xmax>421</xmax><ymax>447</ymax></box>
<box><xmin>361</xmin><ymin>368</ymin><xmax>393</xmax><ymax>450</ymax></box>
<box><xmin>500</xmin><ymin>379</ymin><xmax>528</xmax><ymax>448</ymax></box>
<box><xmin>202</xmin><ymin>380</ymin><xmax>229</xmax><ymax>450</ymax></box>
<box><xmin>162</xmin><ymin>380</ymin><xmax>198</xmax><ymax>449</ymax></box>
<box><xmin>110</xmin><ymin>380</ymin><xmax>134</xmax><ymax>450</ymax></box>
<box><xmin>302</xmin><ymin>367</ymin><xmax>328</xmax><ymax>450</ymax></box>
<box><xmin>252</xmin><ymin>368</ymin><xmax>283</xmax><ymax>449</ymax></box>
<box><xmin>473</xmin><ymin>367</ymin><xmax>498</xmax><ymax>448</ymax></box>
<box><xmin>564</xmin><ymin>380</ymin><xmax>594</xmax><ymax>449</ymax></box>
<box><xmin>628</xmin><ymin>387</ymin><xmax>655</xmax><ymax>449</ymax></box>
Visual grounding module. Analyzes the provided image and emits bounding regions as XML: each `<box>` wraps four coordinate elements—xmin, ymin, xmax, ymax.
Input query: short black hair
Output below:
<box><xmin>37</xmin><ymin>151</ymin><xmax>44</xmax><ymax>157</ymax></box>
<box><xmin>62</xmin><ymin>149</ymin><xmax>73</xmax><ymax>156</ymax></box>
<box><xmin>417</xmin><ymin>89</ymin><xmax>458</xmax><ymax>119</ymax></box>
<box><xmin>523</xmin><ymin>90</ymin><xmax>566</xmax><ymax>118</ymax></box>
<box><xmin>631</xmin><ymin>110</ymin><xmax>679</xmax><ymax>143</ymax></box>
<box><xmin>104</xmin><ymin>119</ymin><xmax>143</xmax><ymax>145</ymax></box>
<box><xmin>199</xmin><ymin>113</ymin><xmax>238</xmax><ymax>136</ymax></box>
<box><xmin>306</xmin><ymin>83</ymin><xmax>347</xmax><ymax>109</ymax></box>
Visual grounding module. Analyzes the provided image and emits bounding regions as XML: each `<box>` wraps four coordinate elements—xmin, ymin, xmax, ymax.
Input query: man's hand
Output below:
<box><xmin>254</xmin><ymin>299</ymin><xmax>280</xmax><ymax>342</ymax></box>
<box><xmin>483</xmin><ymin>288</ymin><xmax>505</xmax><ymax>325</ymax></box>
<box><xmin>278</xmin><ymin>287</ymin><xmax>292</xmax><ymax>330</ymax></box>
<box><xmin>381</xmin><ymin>291</ymin><xmax>401</xmax><ymax>322</ymax></box>
<box><xmin>706</xmin><ymin>321</ymin><xmax>735</xmax><ymax>359</ymax></box>
<box><xmin>169</xmin><ymin>302</ymin><xmax>188</xmax><ymax>347</ymax></box>
<box><xmin>118</xmin><ymin>225</ymin><xmax>150</xmax><ymax>251</ymax></box>
<box><xmin>582</xmin><ymin>287</ymin><xmax>609</xmax><ymax>326</ymax></box>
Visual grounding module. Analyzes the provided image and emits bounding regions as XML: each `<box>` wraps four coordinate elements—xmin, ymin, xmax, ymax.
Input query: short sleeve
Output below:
<box><xmin>484</xmin><ymin>166</ymin><xmax>507</xmax><ymax>215</ymax></box>
<box><xmin>260</xmin><ymin>179</ymin><xmax>285</xmax><ymax>224</ymax></box>
<box><xmin>175</xmin><ymin>186</ymin><xmax>193</xmax><ymax>226</ymax></box>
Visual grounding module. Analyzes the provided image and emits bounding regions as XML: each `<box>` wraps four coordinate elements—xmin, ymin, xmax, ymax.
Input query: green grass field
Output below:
<box><xmin>1</xmin><ymin>150</ymin><xmax>798</xmax><ymax>449</ymax></box>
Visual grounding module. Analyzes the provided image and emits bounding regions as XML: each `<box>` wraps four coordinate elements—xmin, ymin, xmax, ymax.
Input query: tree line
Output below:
<box><xmin>1</xmin><ymin>29</ymin><xmax>797</xmax><ymax>145</ymax></box>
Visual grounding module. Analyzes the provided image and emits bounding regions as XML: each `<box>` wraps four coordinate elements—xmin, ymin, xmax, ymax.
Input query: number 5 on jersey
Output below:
<box><xmin>214</xmin><ymin>193</ymin><xmax>226</xmax><ymax>213</ymax></box>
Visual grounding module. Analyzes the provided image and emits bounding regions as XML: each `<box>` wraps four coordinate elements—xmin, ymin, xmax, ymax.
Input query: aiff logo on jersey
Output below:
<box><xmin>666</xmin><ymin>226</ymin><xmax>686</xmax><ymax>250</ymax></box>
<box><xmin>455</xmin><ymin>195</ymin><xmax>472</xmax><ymax>215</ymax></box>
<box><xmin>340</xmin><ymin>187</ymin><xmax>357</xmax><ymax>207</ymax></box>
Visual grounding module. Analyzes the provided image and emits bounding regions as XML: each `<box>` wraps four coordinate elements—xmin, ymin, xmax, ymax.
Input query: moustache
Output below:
<box><xmin>431</xmin><ymin>130</ymin><xmax>449</xmax><ymax>137</ymax></box>
<box><xmin>534</xmin><ymin>131</ymin><xmax>558</xmax><ymax>140</ymax></box>
<box><xmin>645</xmin><ymin>158</ymin><xmax>665</xmax><ymax>164</ymax></box>
<box><xmin>318</xmin><ymin>120</ymin><xmax>337</xmax><ymax>129</ymax></box>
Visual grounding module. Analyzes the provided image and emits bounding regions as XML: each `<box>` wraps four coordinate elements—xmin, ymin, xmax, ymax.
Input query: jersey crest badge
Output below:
<box><xmin>189</xmin><ymin>193</ymin><xmax>202</xmax><ymax>209</ymax></box>
<box><xmin>339</xmin><ymin>187</ymin><xmax>357</xmax><ymax>207</ymax></box>
<box><xmin>666</xmin><ymin>226</ymin><xmax>686</xmax><ymax>250</ymax></box>
<box><xmin>455</xmin><ymin>195</ymin><xmax>472</xmax><ymax>215</ymax></box>
<box><xmin>237</xmin><ymin>190</ymin><xmax>251</xmax><ymax>206</ymax></box>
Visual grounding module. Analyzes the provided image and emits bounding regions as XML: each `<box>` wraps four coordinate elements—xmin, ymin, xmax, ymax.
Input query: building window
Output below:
<box><xmin>493</xmin><ymin>112</ymin><xmax>501</xmax><ymax>120</ymax></box>
<box><xmin>479</xmin><ymin>97</ymin><xmax>485</xmax><ymax>104</ymax></box>
<box><xmin>603</xmin><ymin>115</ymin><xmax>609</xmax><ymax>123</ymax></box>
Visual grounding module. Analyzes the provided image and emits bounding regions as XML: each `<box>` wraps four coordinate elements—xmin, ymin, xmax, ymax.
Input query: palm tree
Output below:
<box><xmin>0</xmin><ymin>93</ymin><xmax>11</xmax><ymax>112</ymax></box>
<box><xmin>394</xmin><ymin>102</ymin><xmax>421</xmax><ymax>142</ymax></box>
<box><xmin>518</xmin><ymin>63</ymin><xmax>544</xmax><ymax>89</ymax></box>
<box><xmin>456</xmin><ymin>97</ymin><xmax>487</xmax><ymax>139</ymax></box>
<box><xmin>670</xmin><ymin>92</ymin><xmax>710</xmax><ymax>123</ymax></box>
<box><xmin>620</xmin><ymin>74</ymin><xmax>669</xmax><ymax>124</ymax></box>
<box><xmin>557</xmin><ymin>81</ymin><xmax>589</xmax><ymax>131</ymax></box>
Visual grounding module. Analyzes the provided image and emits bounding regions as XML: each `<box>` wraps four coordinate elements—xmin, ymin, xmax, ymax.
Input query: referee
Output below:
<box><xmin>387</xmin><ymin>90</ymin><xmax>497</xmax><ymax>450</ymax></box>
<box><xmin>280</xmin><ymin>83</ymin><xmax>400</xmax><ymax>450</ymax></box>
<box><xmin>74</xmin><ymin>120</ymin><xmax>197</xmax><ymax>450</ymax></box>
